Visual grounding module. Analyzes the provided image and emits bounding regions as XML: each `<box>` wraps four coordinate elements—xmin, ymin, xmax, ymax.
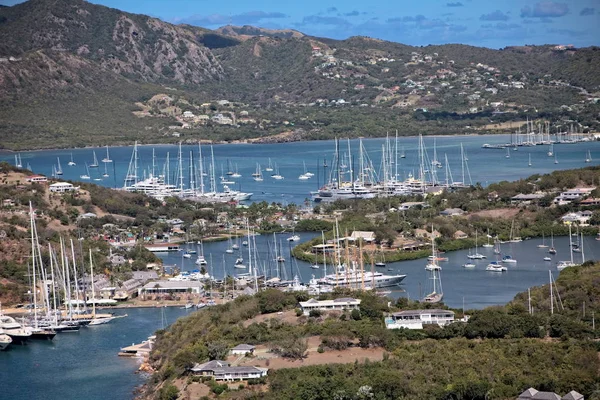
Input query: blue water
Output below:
<box><xmin>159</xmin><ymin>233</ymin><xmax>600</xmax><ymax>310</ymax></box>
<box><xmin>0</xmin><ymin>307</ymin><xmax>190</xmax><ymax>400</ymax></box>
<box><xmin>1</xmin><ymin>135</ymin><xmax>598</xmax><ymax>205</ymax></box>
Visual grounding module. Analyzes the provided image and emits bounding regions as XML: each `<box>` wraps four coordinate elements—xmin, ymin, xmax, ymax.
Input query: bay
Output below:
<box><xmin>0</xmin><ymin>307</ymin><xmax>190</xmax><ymax>400</ymax></box>
<box><xmin>1</xmin><ymin>134</ymin><xmax>598</xmax><ymax>205</ymax></box>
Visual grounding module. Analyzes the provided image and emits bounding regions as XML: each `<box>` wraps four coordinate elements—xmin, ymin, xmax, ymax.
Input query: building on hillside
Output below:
<box><xmin>27</xmin><ymin>175</ymin><xmax>48</xmax><ymax>183</ymax></box>
<box><xmin>553</xmin><ymin>187</ymin><xmax>595</xmax><ymax>205</ymax></box>
<box><xmin>439</xmin><ymin>208</ymin><xmax>465</xmax><ymax>217</ymax></box>
<box><xmin>347</xmin><ymin>231</ymin><xmax>375</xmax><ymax>243</ymax></box>
<box><xmin>453</xmin><ymin>230</ymin><xmax>468</xmax><ymax>240</ymax></box>
<box><xmin>561</xmin><ymin>211</ymin><xmax>593</xmax><ymax>226</ymax></box>
<box><xmin>138</xmin><ymin>281</ymin><xmax>204</xmax><ymax>296</ymax></box>
<box><xmin>511</xmin><ymin>193</ymin><xmax>545</xmax><ymax>206</ymax></box>
<box><xmin>230</xmin><ymin>344</ymin><xmax>256</xmax><ymax>355</ymax></box>
<box><xmin>49</xmin><ymin>182</ymin><xmax>78</xmax><ymax>193</ymax></box>
<box><xmin>189</xmin><ymin>360</ymin><xmax>268</xmax><ymax>381</ymax></box>
<box><xmin>385</xmin><ymin>309</ymin><xmax>455</xmax><ymax>330</ymax></box>
<box><xmin>298</xmin><ymin>298</ymin><xmax>361</xmax><ymax>316</ymax></box>
<box><xmin>517</xmin><ymin>388</ymin><xmax>583</xmax><ymax>400</ymax></box>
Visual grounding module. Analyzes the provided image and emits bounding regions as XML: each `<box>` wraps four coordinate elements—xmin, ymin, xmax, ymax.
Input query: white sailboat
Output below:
<box><xmin>67</xmin><ymin>153</ymin><xmax>76</xmax><ymax>166</ymax></box>
<box><xmin>505</xmin><ymin>148</ymin><xmax>510</xmax><ymax>159</ymax></box>
<box><xmin>102</xmin><ymin>146</ymin><xmax>113</xmax><ymax>163</ymax></box>
<box><xmin>557</xmin><ymin>223</ymin><xmax>580</xmax><ymax>271</ymax></box>
<box><xmin>271</xmin><ymin>163</ymin><xmax>284</xmax><ymax>180</ymax></box>
<box><xmin>89</xmin><ymin>151</ymin><xmax>99</xmax><ymax>168</ymax></box>
<box><xmin>547</xmin><ymin>144</ymin><xmax>553</xmax><ymax>157</ymax></box>
<box><xmin>585</xmin><ymin>150</ymin><xmax>592</xmax><ymax>163</ymax></box>
<box><xmin>528</xmin><ymin>153</ymin><xmax>532</xmax><ymax>167</ymax></box>
<box><xmin>88</xmin><ymin>249</ymin><xmax>126</xmax><ymax>326</ymax></box>
<box><xmin>253</xmin><ymin>163</ymin><xmax>264</xmax><ymax>182</ymax></box>
<box><xmin>554</xmin><ymin>153</ymin><xmax>558</xmax><ymax>164</ymax></box>
<box><xmin>15</xmin><ymin>153</ymin><xmax>23</xmax><ymax>168</ymax></box>
<box><xmin>482</xmin><ymin>229</ymin><xmax>494</xmax><ymax>248</ymax></box>
<box><xmin>225</xmin><ymin>235</ymin><xmax>234</xmax><ymax>254</ymax></box>
<box><xmin>56</xmin><ymin>157</ymin><xmax>63</xmax><ymax>175</ymax></box>
<box><xmin>265</xmin><ymin>158</ymin><xmax>274</xmax><ymax>172</ymax></box>
<box><xmin>102</xmin><ymin>162</ymin><xmax>109</xmax><ymax>178</ymax></box>
<box><xmin>80</xmin><ymin>163</ymin><xmax>91</xmax><ymax>180</ymax></box>
<box><xmin>466</xmin><ymin>231</ymin><xmax>486</xmax><ymax>259</ymax></box>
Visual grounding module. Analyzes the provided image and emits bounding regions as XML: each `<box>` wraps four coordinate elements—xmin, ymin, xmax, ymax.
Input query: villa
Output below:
<box><xmin>190</xmin><ymin>360</ymin><xmax>267</xmax><ymax>381</ymax></box>
<box><xmin>298</xmin><ymin>298</ymin><xmax>361</xmax><ymax>316</ymax></box>
<box><xmin>385</xmin><ymin>309</ymin><xmax>455</xmax><ymax>330</ymax></box>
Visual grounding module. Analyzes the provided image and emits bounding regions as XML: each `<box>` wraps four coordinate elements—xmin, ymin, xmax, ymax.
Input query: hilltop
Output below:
<box><xmin>0</xmin><ymin>0</ymin><xmax>599</xmax><ymax>149</ymax></box>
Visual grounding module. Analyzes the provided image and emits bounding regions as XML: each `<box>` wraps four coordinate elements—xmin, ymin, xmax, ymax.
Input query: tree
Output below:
<box><xmin>158</xmin><ymin>385</ymin><xmax>179</xmax><ymax>400</ymax></box>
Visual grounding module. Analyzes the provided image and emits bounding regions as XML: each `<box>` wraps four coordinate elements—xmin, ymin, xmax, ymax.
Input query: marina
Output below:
<box><xmin>1</xmin><ymin>133</ymin><xmax>598</xmax><ymax>206</ymax></box>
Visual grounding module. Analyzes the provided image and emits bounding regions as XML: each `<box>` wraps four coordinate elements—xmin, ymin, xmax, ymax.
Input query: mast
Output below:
<box><xmin>89</xmin><ymin>249</ymin><xmax>96</xmax><ymax>318</ymax></box>
<box><xmin>70</xmin><ymin>239</ymin><xmax>81</xmax><ymax>314</ymax></box>
<box><xmin>198</xmin><ymin>142</ymin><xmax>205</xmax><ymax>195</ymax></box>
<box><xmin>178</xmin><ymin>142</ymin><xmax>184</xmax><ymax>193</ymax></box>
<box><xmin>29</xmin><ymin>202</ymin><xmax>39</xmax><ymax>328</ymax></box>
<box><xmin>394</xmin><ymin>130</ymin><xmax>399</xmax><ymax>182</ymax></box>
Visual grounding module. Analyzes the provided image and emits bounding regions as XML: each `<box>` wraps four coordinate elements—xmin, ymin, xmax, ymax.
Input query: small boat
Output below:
<box><xmin>0</xmin><ymin>333</ymin><xmax>12</xmax><ymax>350</ymax></box>
<box><xmin>195</xmin><ymin>256</ymin><xmax>207</xmax><ymax>265</ymax></box>
<box><xmin>505</xmin><ymin>148</ymin><xmax>510</xmax><ymax>159</ymax></box>
<box><xmin>235</xmin><ymin>257</ymin><xmax>244</xmax><ymax>265</ymax></box>
<box><xmin>89</xmin><ymin>151</ymin><xmax>99</xmax><ymax>168</ymax></box>
<box><xmin>265</xmin><ymin>158</ymin><xmax>274</xmax><ymax>172</ymax></box>
<box><xmin>310</xmin><ymin>264</ymin><xmax>320</xmax><ymax>269</ymax></box>
<box><xmin>554</xmin><ymin>153</ymin><xmax>558</xmax><ymax>164</ymax></box>
<box><xmin>287</xmin><ymin>235</ymin><xmax>300</xmax><ymax>242</ymax></box>
<box><xmin>547</xmin><ymin>144</ymin><xmax>553</xmax><ymax>157</ymax></box>
<box><xmin>242</xmin><ymin>240</ymin><xmax>248</xmax><ymax>247</ymax></box>
<box><xmin>102</xmin><ymin>162</ymin><xmax>109</xmax><ymax>178</ymax></box>
<box><xmin>543</xmin><ymin>256</ymin><xmax>552</xmax><ymax>261</ymax></box>
<box><xmin>56</xmin><ymin>157</ymin><xmax>63</xmax><ymax>175</ymax></box>
<box><xmin>234</xmin><ymin>264</ymin><xmax>247</xmax><ymax>269</ymax></box>
<box><xmin>80</xmin><ymin>163</ymin><xmax>91</xmax><ymax>180</ymax></box>
<box><xmin>528</xmin><ymin>154</ymin><xmax>532</xmax><ymax>167</ymax></box>
<box><xmin>486</xmin><ymin>262</ymin><xmax>507</xmax><ymax>272</ymax></box>
<box><xmin>548</xmin><ymin>231</ymin><xmax>557</xmax><ymax>254</ymax></box>
<box><xmin>585</xmin><ymin>150</ymin><xmax>592</xmax><ymax>163</ymax></box>
<box><xmin>501</xmin><ymin>255</ymin><xmax>517</xmax><ymax>263</ymax></box>
<box><xmin>102</xmin><ymin>146</ymin><xmax>113</xmax><ymax>163</ymax></box>
<box><xmin>88</xmin><ymin>315</ymin><xmax>125</xmax><ymax>326</ymax></box>
<box><xmin>271</xmin><ymin>164</ymin><xmax>284</xmax><ymax>180</ymax></box>
<box><xmin>67</xmin><ymin>152</ymin><xmax>76</xmax><ymax>166</ymax></box>
<box><xmin>253</xmin><ymin>163</ymin><xmax>263</xmax><ymax>181</ymax></box>
<box><xmin>462</xmin><ymin>262</ymin><xmax>476</xmax><ymax>269</ymax></box>
<box><xmin>183</xmin><ymin>253</ymin><xmax>192</xmax><ymax>259</ymax></box>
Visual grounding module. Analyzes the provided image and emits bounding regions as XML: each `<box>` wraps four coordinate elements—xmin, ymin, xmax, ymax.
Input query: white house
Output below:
<box><xmin>190</xmin><ymin>360</ymin><xmax>267</xmax><ymax>381</ymax></box>
<box><xmin>298</xmin><ymin>297</ymin><xmax>361</xmax><ymax>316</ymax></box>
<box><xmin>230</xmin><ymin>344</ymin><xmax>256</xmax><ymax>355</ymax></box>
<box><xmin>27</xmin><ymin>175</ymin><xmax>48</xmax><ymax>183</ymax></box>
<box><xmin>49</xmin><ymin>182</ymin><xmax>77</xmax><ymax>193</ymax></box>
<box><xmin>138</xmin><ymin>281</ymin><xmax>204</xmax><ymax>296</ymax></box>
<box><xmin>553</xmin><ymin>187</ymin><xmax>595</xmax><ymax>205</ymax></box>
<box><xmin>561</xmin><ymin>211</ymin><xmax>593</xmax><ymax>226</ymax></box>
<box><xmin>385</xmin><ymin>309</ymin><xmax>455</xmax><ymax>330</ymax></box>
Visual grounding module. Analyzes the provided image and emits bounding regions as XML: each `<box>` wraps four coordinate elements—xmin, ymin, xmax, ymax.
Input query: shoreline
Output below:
<box><xmin>0</xmin><ymin>132</ymin><xmax>515</xmax><ymax>153</ymax></box>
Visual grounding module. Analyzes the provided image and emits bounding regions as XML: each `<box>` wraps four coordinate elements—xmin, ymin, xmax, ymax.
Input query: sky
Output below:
<box><xmin>1</xmin><ymin>0</ymin><xmax>599</xmax><ymax>49</ymax></box>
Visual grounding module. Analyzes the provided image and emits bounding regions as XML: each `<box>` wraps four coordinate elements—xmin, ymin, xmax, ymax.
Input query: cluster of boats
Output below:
<box><xmin>312</xmin><ymin>135</ymin><xmax>472</xmax><ymax>202</ymax></box>
<box><xmin>1</xmin><ymin>204</ymin><xmax>125</xmax><ymax>351</ymax></box>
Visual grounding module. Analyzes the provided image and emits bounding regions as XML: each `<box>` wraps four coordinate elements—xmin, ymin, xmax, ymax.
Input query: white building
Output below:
<box><xmin>385</xmin><ymin>309</ymin><xmax>455</xmax><ymax>330</ymax></box>
<box><xmin>190</xmin><ymin>360</ymin><xmax>267</xmax><ymax>381</ymax></box>
<box><xmin>27</xmin><ymin>175</ymin><xmax>48</xmax><ymax>183</ymax></box>
<box><xmin>230</xmin><ymin>344</ymin><xmax>256</xmax><ymax>355</ymax></box>
<box><xmin>298</xmin><ymin>297</ymin><xmax>361</xmax><ymax>316</ymax></box>
<box><xmin>138</xmin><ymin>280</ymin><xmax>205</xmax><ymax>296</ymax></box>
<box><xmin>49</xmin><ymin>182</ymin><xmax>77</xmax><ymax>193</ymax></box>
<box><xmin>553</xmin><ymin>187</ymin><xmax>596</xmax><ymax>205</ymax></box>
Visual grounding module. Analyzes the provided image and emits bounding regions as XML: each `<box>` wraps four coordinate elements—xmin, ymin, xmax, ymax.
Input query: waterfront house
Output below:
<box><xmin>49</xmin><ymin>182</ymin><xmax>78</xmax><ymax>193</ymax></box>
<box><xmin>561</xmin><ymin>211</ymin><xmax>593</xmax><ymax>226</ymax></box>
<box><xmin>190</xmin><ymin>360</ymin><xmax>268</xmax><ymax>381</ymax></box>
<box><xmin>230</xmin><ymin>344</ymin><xmax>256</xmax><ymax>356</ymax></box>
<box><xmin>299</xmin><ymin>298</ymin><xmax>361</xmax><ymax>316</ymax></box>
<box><xmin>385</xmin><ymin>309</ymin><xmax>455</xmax><ymax>330</ymax></box>
<box><xmin>138</xmin><ymin>280</ymin><xmax>205</xmax><ymax>296</ymax></box>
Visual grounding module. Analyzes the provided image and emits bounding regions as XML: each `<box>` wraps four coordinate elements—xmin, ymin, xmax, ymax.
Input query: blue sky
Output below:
<box><xmin>2</xmin><ymin>0</ymin><xmax>599</xmax><ymax>48</ymax></box>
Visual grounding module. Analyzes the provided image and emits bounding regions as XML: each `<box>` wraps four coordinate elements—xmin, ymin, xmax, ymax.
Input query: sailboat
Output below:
<box><xmin>67</xmin><ymin>153</ymin><xmax>76</xmax><ymax>166</ymax></box>
<box><xmin>102</xmin><ymin>162</ymin><xmax>109</xmax><ymax>178</ymax></box>
<box><xmin>225</xmin><ymin>235</ymin><xmax>234</xmax><ymax>254</ymax></box>
<box><xmin>585</xmin><ymin>150</ymin><xmax>592</xmax><ymax>163</ymax></box>
<box><xmin>509</xmin><ymin>220</ymin><xmax>522</xmax><ymax>242</ymax></box>
<box><xmin>431</xmin><ymin>138</ymin><xmax>442</xmax><ymax>168</ymax></box>
<box><xmin>554</xmin><ymin>153</ymin><xmax>558</xmax><ymax>164</ymax></box>
<box><xmin>253</xmin><ymin>165</ymin><xmax>264</xmax><ymax>182</ymax></box>
<box><xmin>298</xmin><ymin>161</ymin><xmax>310</xmax><ymax>180</ymax></box>
<box><xmin>56</xmin><ymin>157</ymin><xmax>63</xmax><ymax>175</ymax></box>
<box><xmin>466</xmin><ymin>230</ymin><xmax>486</xmax><ymax>259</ymax></box>
<box><xmin>375</xmin><ymin>246</ymin><xmax>386</xmax><ymax>267</ymax></box>
<box><xmin>548</xmin><ymin>231</ymin><xmax>557</xmax><ymax>254</ymax></box>
<box><xmin>271</xmin><ymin>163</ymin><xmax>284</xmax><ymax>180</ymax></box>
<box><xmin>423</xmin><ymin>231</ymin><xmax>443</xmax><ymax>303</ymax></box>
<box><xmin>528</xmin><ymin>154</ymin><xmax>532</xmax><ymax>167</ymax></box>
<box><xmin>547</xmin><ymin>144</ymin><xmax>553</xmax><ymax>157</ymax></box>
<box><xmin>15</xmin><ymin>153</ymin><xmax>23</xmax><ymax>168</ymax></box>
<box><xmin>482</xmin><ymin>229</ymin><xmax>494</xmax><ymax>248</ymax></box>
<box><xmin>265</xmin><ymin>158</ymin><xmax>274</xmax><ymax>172</ymax></box>
<box><xmin>505</xmin><ymin>148</ymin><xmax>510</xmax><ymax>159</ymax></box>
<box><xmin>89</xmin><ymin>151</ymin><xmax>99</xmax><ymax>168</ymax></box>
<box><xmin>400</xmin><ymin>146</ymin><xmax>406</xmax><ymax>158</ymax></box>
<box><xmin>231</xmin><ymin>164</ymin><xmax>241</xmax><ymax>178</ymax></box>
<box><xmin>88</xmin><ymin>249</ymin><xmax>126</xmax><ymax>325</ymax></box>
<box><xmin>557</xmin><ymin>223</ymin><xmax>580</xmax><ymax>271</ymax></box>
<box><xmin>537</xmin><ymin>233</ymin><xmax>548</xmax><ymax>248</ymax></box>
<box><xmin>80</xmin><ymin>163</ymin><xmax>91</xmax><ymax>180</ymax></box>
<box><xmin>102</xmin><ymin>146</ymin><xmax>113</xmax><ymax>163</ymax></box>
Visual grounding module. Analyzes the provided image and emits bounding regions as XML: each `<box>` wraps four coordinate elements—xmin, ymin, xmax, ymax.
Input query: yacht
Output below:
<box><xmin>316</xmin><ymin>263</ymin><xmax>406</xmax><ymax>289</ymax></box>
<box><xmin>287</xmin><ymin>235</ymin><xmax>300</xmax><ymax>242</ymax></box>
<box><xmin>0</xmin><ymin>315</ymin><xmax>32</xmax><ymax>344</ymax></box>
<box><xmin>501</xmin><ymin>255</ymin><xmax>517</xmax><ymax>263</ymax></box>
<box><xmin>486</xmin><ymin>262</ymin><xmax>507</xmax><ymax>272</ymax></box>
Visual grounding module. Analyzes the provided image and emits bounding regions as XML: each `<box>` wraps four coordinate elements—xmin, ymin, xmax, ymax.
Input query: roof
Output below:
<box><xmin>232</xmin><ymin>344</ymin><xmax>256</xmax><ymax>351</ymax></box>
<box><xmin>518</xmin><ymin>388</ymin><xmax>539</xmax><ymax>399</ymax></box>
<box><xmin>561</xmin><ymin>391</ymin><xmax>583</xmax><ymax>400</ymax></box>
<box><xmin>141</xmin><ymin>281</ymin><xmax>204</xmax><ymax>290</ymax></box>
<box><xmin>216</xmin><ymin>366</ymin><xmax>264</xmax><ymax>375</ymax></box>
<box><xmin>49</xmin><ymin>182</ymin><xmax>74</xmax><ymax>187</ymax></box>
<box><xmin>512</xmin><ymin>193</ymin><xmax>545</xmax><ymax>200</ymax></box>
<box><xmin>392</xmin><ymin>309</ymin><xmax>455</xmax><ymax>317</ymax></box>
<box><xmin>190</xmin><ymin>360</ymin><xmax>230</xmax><ymax>372</ymax></box>
<box><xmin>299</xmin><ymin>298</ymin><xmax>361</xmax><ymax>307</ymax></box>
<box><xmin>349</xmin><ymin>231</ymin><xmax>375</xmax><ymax>240</ymax></box>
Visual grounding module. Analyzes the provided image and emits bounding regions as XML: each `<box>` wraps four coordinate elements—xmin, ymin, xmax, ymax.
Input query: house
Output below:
<box><xmin>190</xmin><ymin>360</ymin><xmax>268</xmax><ymax>381</ymax></box>
<box><xmin>385</xmin><ymin>309</ymin><xmax>455</xmax><ymax>330</ymax></box>
<box><xmin>298</xmin><ymin>298</ymin><xmax>361</xmax><ymax>316</ymax></box>
<box><xmin>230</xmin><ymin>344</ymin><xmax>256</xmax><ymax>355</ymax></box>
<box><xmin>579</xmin><ymin>197</ymin><xmax>600</xmax><ymax>207</ymax></box>
<box><xmin>511</xmin><ymin>193</ymin><xmax>545</xmax><ymax>206</ymax></box>
<box><xmin>27</xmin><ymin>175</ymin><xmax>48</xmax><ymax>183</ymax></box>
<box><xmin>49</xmin><ymin>182</ymin><xmax>77</xmax><ymax>193</ymax></box>
<box><xmin>560</xmin><ymin>211</ymin><xmax>593</xmax><ymax>226</ymax></box>
<box><xmin>440</xmin><ymin>208</ymin><xmax>465</xmax><ymax>217</ymax></box>
<box><xmin>517</xmin><ymin>388</ymin><xmax>584</xmax><ymax>400</ymax></box>
<box><xmin>453</xmin><ymin>230</ymin><xmax>468</xmax><ymax>240</ymax></box>
<box><xmin>347</xmin><ymin>231</ymin><xmax>375</xmax><ymax>243</ymax></box>
<box><xmin>553</xmin><ymin>187</ymin><xmax>595</xmax><ymax>205</ymax></box>
<box><xmin>2</xmin><ymin>199</ymin><xmax>15</xmax><ymax>207</ymax></box>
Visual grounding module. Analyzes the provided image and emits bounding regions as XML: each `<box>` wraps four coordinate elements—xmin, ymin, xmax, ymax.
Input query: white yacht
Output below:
<box><xmin>0</xmin><ymin>333</ymin><xmax>12</xmax><ymax>350</ymax></box>
<box><xmin>317</xmin><ymin>263</ymin><xmax>406</xmax><ymax>289</ymax></box>
<box><xmin>0</xmin><ymin>315</ymin><xmax>32</xmax><ymax>343</ymax></box>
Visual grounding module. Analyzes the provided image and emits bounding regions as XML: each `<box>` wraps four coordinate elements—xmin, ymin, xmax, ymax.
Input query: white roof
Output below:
<box><xmin>299</xmin><ymin>298</ymin><xmax>361</xmax><ymax>307</ymax></box>
<box><xmin>141</xmin><ymin>281</ymin><xmax>204</xmax><ymax>290</ymax></box>
<box><xmin>50</xmin><ymin>182</ymin><xmax>74</xmax><ymax>187</ymax></box>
